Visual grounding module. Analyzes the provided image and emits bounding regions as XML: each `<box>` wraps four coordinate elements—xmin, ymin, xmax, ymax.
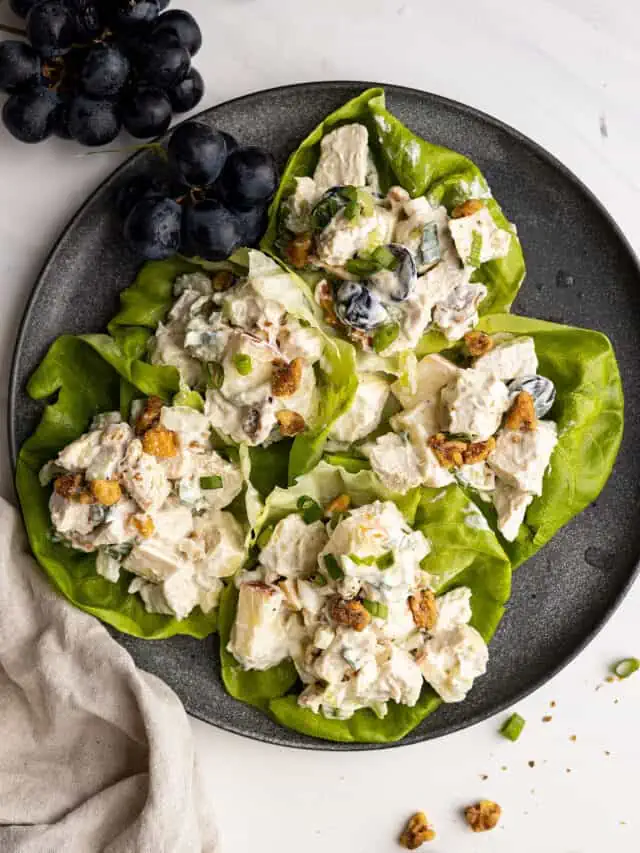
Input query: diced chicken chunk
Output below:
<box><xmin>474</xmin><ymin>335</ymin><xmax>538</xmax><ymax>381</ymax></box>
<box><xmin>440</xmin><ymin>369</ymin><xmax>510</xmax><ymax>440</ymax></box>
<box><xmin>227</xmin><ymin>582</ymin><xmax>289</xmax><ymax>670</ymax></box>
<box><xmin>489</xmin><ymin>421</ymin><xmax>558</xmax><ymax>496</ymax></box>
<box><xmin>492</xmin><ymin>482</ymin><xmax>534</xmax><ymax>541</ymax></box>
<box><xmin>329</xmin><ymin>373</ymin><xmax>390</xmax><ymax>443</ymax></box>
<box><xmin>418</xmin><ymin>623</ymin><xmax>488</xmax><ymax>702</ymax></box>
<box><xmin>391</xmin><ymin>353</ymin><xmax>461</xmax><ymax>410</ymax></box>
<box><xmin>313</xmin><ymin>124</ymin><xmax>369</xmax><ymax>192</ymax></box>
<box><xmin>259</xmin><ymin>514</ymin><xmax>328</xmax><ymax>578</ymax></box>
<box><xmin>449</xmin><ymin>205</ymin><xmax>512</xmax><ymax>265</ymax></box>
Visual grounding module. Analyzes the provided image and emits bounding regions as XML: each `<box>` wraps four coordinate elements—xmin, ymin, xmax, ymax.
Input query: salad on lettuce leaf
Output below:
<box><xmin>331</xmin><ymin>315</ymin><xmax>623</xmax><ymax>566</ymax></box>
<box><xmin>262</xmin><ymin>88</ymin><xmax>526</xmax><ymax>368</ymax></box>
<box><xmin>16</xmin><ymin>336</ymin><xmax>237</xmax><ymax>638</ymax></box>
<box><xmin>219</xmin><ymin>462</ymin><xmax>511</xmax><ymax>743</ymax></box>
<box><xmin>81</xmin><ymin>249</ymin><xmax>358</xmax><ymax>484</ymax></box>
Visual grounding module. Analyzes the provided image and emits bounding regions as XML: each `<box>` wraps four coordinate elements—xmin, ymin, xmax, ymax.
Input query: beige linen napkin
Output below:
<box><xmin>0</xmin><ymin>497</ymin><xmax>218</xmax><ymax>853</ymax></box>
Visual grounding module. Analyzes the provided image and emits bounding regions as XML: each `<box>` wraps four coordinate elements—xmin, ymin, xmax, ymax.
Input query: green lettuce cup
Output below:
<box><xmin>218</xmin><ymin>462</ymin><xmax>511</xmax><ymax>743</ymax></box>
<box><xmin>262</xmin><ymin>87</ymin><xmax>526</xmax><ymax>368</ymax></box>
<box><xmin>16</xmin><ymin>335</ymin><xmax>253</xmax><ymax>639</ymax></box>
<box><xmin>343</xmin><ymin>315</ymin><xmax>623</xmax><ymax>568</ymax></box>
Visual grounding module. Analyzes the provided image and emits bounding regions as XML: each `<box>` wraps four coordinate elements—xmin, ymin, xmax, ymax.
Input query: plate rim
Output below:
<box><xmin>8</xmin><ymin>80</ymin><xmax>640</xmax><ymax>750</ymax></box>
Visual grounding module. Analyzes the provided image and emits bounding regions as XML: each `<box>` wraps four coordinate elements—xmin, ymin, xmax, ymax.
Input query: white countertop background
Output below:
<box><xmin>1</xmin><ymin>1</ymin><xmax>638</xmax><ymax>850</ymax></box>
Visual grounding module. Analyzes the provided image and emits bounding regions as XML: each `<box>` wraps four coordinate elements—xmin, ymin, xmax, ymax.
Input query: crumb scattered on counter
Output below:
<box><xmin>528</xmin><ymin>760</ymin><xmax>535</xmax><ymax>768</ymax></box>
<box><xmin>542</xmin><ymin>715</ymin><xmax>553</xmax><ymax>723</ymax></box>
<box><xmin>570</xmin><ymin>735</ymin><xmax>577</xmax><ymax>742</ymax></box>
<box><xmin>550</xmin><ymin>700</ymin><xmax>556</xmax><ymax>708</ymax></box>
<box><xmin>464</xmin><ymin>800</ymin><xmax>502</xmax><ymax>833</ymax></box>
<box><xmin>566</xmin><ymin>768</ymin><xmax>572</xmax><ymax>774</ymax></box>
<box><xmin>480</xmin><ymin>774</ymin><xmax>488</xmax><ymax>781</ymax></box>
<box><xmin>399</xmin><ymin>812</ymin><xmax>436</xmax><ymax>848</ymax></box>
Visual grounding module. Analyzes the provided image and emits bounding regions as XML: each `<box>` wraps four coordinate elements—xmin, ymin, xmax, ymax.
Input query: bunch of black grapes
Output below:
<box><xmin>117</xmin><ymin>120</ymin><xmax>279</xmax><ymax>261</ymax></box>
<box><xmin>0</xmin><ymin>0</ymin><xmax>205</xmax><ymax>146</ymax></box>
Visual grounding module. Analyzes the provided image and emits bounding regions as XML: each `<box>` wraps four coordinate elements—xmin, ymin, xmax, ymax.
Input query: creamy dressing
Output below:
<box><xmin>43</xmin><ymin>404</ymin><xmax>246</xmax><ymax>620</ymax></box>
<box><xmin>366</xmin><ymin>335</ymin><xmax>559</xmax><ymax>541</ymax></box>
<box><xmin>228</xmin><ymin>499</ymin><xmax>485</xmax><ymax>718</ymax></box>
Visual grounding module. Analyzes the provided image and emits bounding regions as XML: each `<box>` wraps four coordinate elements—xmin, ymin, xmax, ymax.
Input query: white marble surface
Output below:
<box><xmin>1</xmin><ymin>1</ymin><xmax>638</xmax><ymax>850</ymax></box>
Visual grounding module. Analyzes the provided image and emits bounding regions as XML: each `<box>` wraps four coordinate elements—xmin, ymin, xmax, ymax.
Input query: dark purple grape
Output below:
<box><xmin>122</xmin><ymin>86</ymin><xmax>172</xmax><ymax>138</ymax></box>
<box><xmin>9</xmin><ymin>0</ymin><xmax>41</xmax><ymax>18</ymax></box>
<box><xmin>218</xmin><ymin>147</ymin><xmax>278</xmax><ymax>211</ymax></box>
<box><xmin>68</xmin><ymin>0</ymin><xmax>104</xmax><ymax>41</ymax></box>
<box><xmin>153</xmin><ymin>10</ymin><xmax>202</xmax><ymax>56</ymax></box>
<box><xmin>80</xmin><ymin>44</ymin><xmax>130</xmax><ymax>97</ymax></box>
<box><xmin>68</xmin><ymin>95</ymin><xmax>121</xmax><ymax>146</ymax></box>
<box><xmin>27</xmin><ymin>1</ymin><xmax>77</xmax><ymax>58</ymax></box>
<box><xmin>182</xmin><ymin>200</ymin><xmax>244</xmax><ymax>260</ymax></box>
<box><xmin>110</xmin><ymin>0</ymin><xmax>160</xmax><ymax>29</ymax></box>
<box><xmin>168</xmin><ymin>121</ymin><xmax>227</xmax><ymax>187</ymax></box>
<box><xmin>166</xmin><ymin>67</ymin><xmax>203</xmax><ymax>112</ymax></box>
<box><xmin>233</xmin><ymin>205</ymin><xmax>268</xmax><ymax>247</ymax></box>
<box><xmin>3</xmin><ymin>87</ymin><xmax>60</xmax><ymax>143</ymax></box>
<box><xmin>137</xmin><ymin>35</ymin><xmax>190</xmax><ymax>89</ymax></box>
<box><xmin>115</xmin><ymin>173</ymin><xmax>170</xmax><ymax>219</ymax></box>
<box><xmin>124</xmin><ymin>196</ymin><xmax>182</xmax><ymax>259</ymax></box>
<box><xmin>0</xmin><ymin>41</ymin><xmax>42</xmax><ymax>94</ymax></box>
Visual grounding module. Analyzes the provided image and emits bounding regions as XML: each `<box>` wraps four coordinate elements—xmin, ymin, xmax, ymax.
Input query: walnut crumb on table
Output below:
<box><xmin>464</xmin><ymin>800</ymin><xmax>502</xmax><ymax>833</ymax></box>
<box><xmin>399</xmin><ymin>812</ymin><xmax>436</xmax><ymax>848</ymax></box>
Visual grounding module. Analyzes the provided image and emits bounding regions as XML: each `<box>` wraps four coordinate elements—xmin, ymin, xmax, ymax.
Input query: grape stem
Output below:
<box><xmin>81</xmin><ymin>143</ymin><xmax>169</xmax><ymax>160</ymax></box>
<box><xmin>0</xmin><ymin>24</ymin><xmax>27</xmax><ymax>37</ymax></box>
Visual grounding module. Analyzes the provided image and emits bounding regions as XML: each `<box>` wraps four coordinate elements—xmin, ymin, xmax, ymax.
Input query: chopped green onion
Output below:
<box><xmin>311</xmin><ymin>195</ymin><xmax>340</xmax><ymax>231</ymax></box>
<box><xmin>348</xmin><ymin>553</ymin><xmax>376</xmax><ymax>566</ymax></box>
<box><xmin>373</xmin><ymin>322</ymin><xmax>400</xmax><ymax>354</ymax></box>
<box><xmin>612</xmin><ymin>658</ymin><xmax>639</xmax><ymax>679</ymax></box>
<box><xmin>310</xmin><ymin>573</ymin><xmax>327</xmax><ymax>587</ymax></box>
<box><xmin>297</xmin><ymin>495</ymin><xmax>324</xmax><ymax>524</ymax></box>
<box><xmin>371</xmin><ymin>245</ymin><xmax>398</xmax><ymax>270</ymax></box>
<box><xmin>468</xmin><ymin>229</ymin><xmax>483</xmax><ymax>267</ymax></box>
<box><xmin>343</xmin><ymin>200</ymin><xmax>359</xmax><ymax>220</ymax></box>
<box><xmin>356</xmin><ymin>188</ymin><xmax>375</xmax><ymax>218</ymax></box>
<box><xmin>345</xmin><ymin>257</ymin><xmax>381</xmax><ymax>277</ymax></box>
<box><xmin>200</xmin><ymin>475</ymin><xmax>223</xmax><ymax>490</ymax></box>
<box><xmin>376</xmin><ymin>551</ymin><xmax>394</xmax><ymax>570</ymax></box>
<box><xmin>500</xmin><ymin>713</ymin><xmax>526</xmax><ymax>741</ymax></box>
<box><xmin>233</xmin><ymin>354</ymin><xmax>252</xmax><ymax>375</ymax></box>
<box><xmin>324</xmin><ymin>554</ymin><xmax>343</xmax><ymax>580</ymax></box>
<box><xmin>362</xmin><ymin>600</ymin><xmax>389</xmax><ymax>619</ymax></box>
<box><xmin>256</xmin><ymin>525</ymin><xmax>274</xmax><ymax>549</ymax></box>
<box><xmin>206</xmin><ymin>361</ymin><xmax>224</xmax><ymax>390</ymax></box>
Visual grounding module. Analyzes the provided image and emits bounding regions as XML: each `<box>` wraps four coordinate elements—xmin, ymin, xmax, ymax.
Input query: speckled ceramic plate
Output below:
<box><xmin>9</xmin><ymin>83</ymin><xmax>640</xmax><ymax>750</ymax></box>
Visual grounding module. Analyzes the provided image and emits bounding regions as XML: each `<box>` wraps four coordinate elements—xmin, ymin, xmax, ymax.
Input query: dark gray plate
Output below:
<box><xmin>9</xmin><ymin>83</ymin><xmax>640</xmax><ymax>750</ymax></box>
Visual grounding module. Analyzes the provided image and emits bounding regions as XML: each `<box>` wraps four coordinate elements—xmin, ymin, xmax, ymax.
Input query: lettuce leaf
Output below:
<box><xmin>467</xmin><ymin>314</ymin><xmax>624</xmax><ymax>567</ymax></box>
<box><xmin>15</xmin><ymin>336</ymin><xmax>218</xmax><ymax>639</ymax></box>
<box><xmin>262</xmin><ymin>87</ymin><xmax>526</xmax><ymax>358</ymax></box>
<box><xmin>218</xmin><ymin>462</ymin><xmax>511</xmax><ymax>743</ymax></box>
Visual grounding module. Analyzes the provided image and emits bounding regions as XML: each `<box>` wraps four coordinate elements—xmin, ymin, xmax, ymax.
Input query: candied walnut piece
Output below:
<box><xmin>276</xmin><ymin>410</ymin><xmax>306</xmax><ymax>436</ymax></box>
<box><xmin>462</xmin><ymin>436</ymin><xmax>496</xmax><ymax>465</ymax></box>
<box><xmin>399</xmin><ymin>812</ymin><xmax>436</xmax><ymax>849</ymax></box>
<box><xmin>132</xmin><ymin>515</ymin><xmax>155</xmax><ymax>538</ymax></box>
<box><xmin>464</xmin><ymin>330</ymin><xmax>494</xmax><ymax>357</ymax></box>
<box><xmin>409</xmin><ymin>589</ymin><xmax>438</xmax><ymax>631</ymax></box>
<box><xmin>329</xmin><ymin>597</ymin><xmax>371</xmax><ymax>632</ymax></box>
<box><xmin>317</xmin><ymin>279</ymin><xmax>340</xmax><ymax>327</ymax></box>
<box><xmin>428</xmin><ymin>433</ymin><xmax>467</xmax><ymax>469</ymax></box>
<box><xmin>53</xmin><ymin>473</ymin><xmax>84</xmax><ymax>499</ymax></box>
<box><xmin>142</xmin><ymin>426</ymin><xmax>179</xmax><ymax>458</ymax></box>
<box><xmin>90</xmin><ymin>479</ymin><xmax>122</xmax><ymax>507</ymax></box>
<box><xmin>464</xmin><ymin>800</ymin><xmax>501</xmax><ymax>833</ymax></box>
<box><xmin>452</xmin><ymin>198</ymin><xmax>484</xmax><ymax>219</ymax></box>
<box><xmin>211</xmin><ymin>270</ymin><xmax>235</xmax><ymax>292</ymax></box>
<box><xmin>285</xmin><ymin>233</ymin><xmax>313</xmax><ymax>269</ymax></box>
<box><xmin>325</xmin><ymin>493</ymin><xmax>351</xmax><ymax>516</ymax></box>
<box><xmin>504</xmin><ymin>391</ymin><xmax>537</xmax><ymax>432</ymax></box>
<box><xmin>135</xmin><ymin>396</ymin><xmax>164</xmax><ymax>435</ymax></box>
<box><xmin>271</xmin><ymin>357</ymin><xmax>304</xmax><ymax>398</ymax></box>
